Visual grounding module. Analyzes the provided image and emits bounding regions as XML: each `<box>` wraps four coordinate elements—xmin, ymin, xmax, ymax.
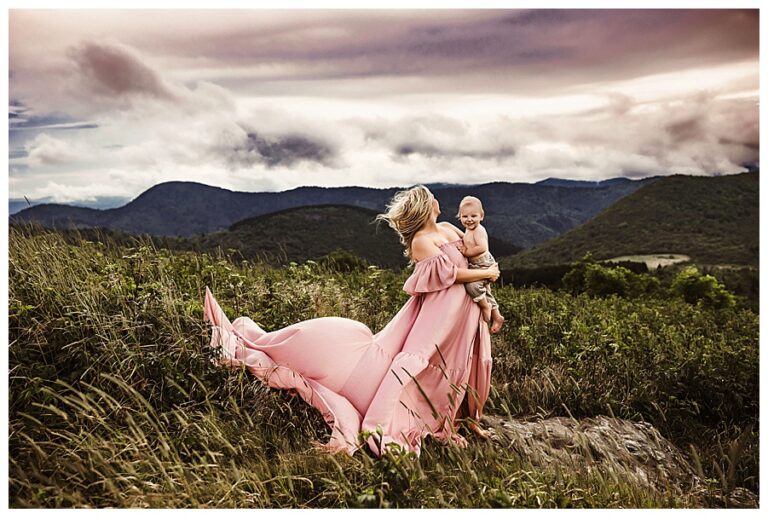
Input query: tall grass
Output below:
<box><xmin>8</xmin><ymin>224</ymin><xmax>758</xmax><ymax>507</ymax></box>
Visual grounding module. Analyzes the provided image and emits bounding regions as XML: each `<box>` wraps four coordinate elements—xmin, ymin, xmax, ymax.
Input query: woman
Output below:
<box><xmin>203</xmin><ymin>185</ymin><xmax>500</xmax><ymax>456</ymax></box>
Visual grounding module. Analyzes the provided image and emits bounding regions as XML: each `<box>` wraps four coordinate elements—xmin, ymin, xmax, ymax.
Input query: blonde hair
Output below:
<box><xmin>376</xmin><ymin>185</ymin><xmax>434</xmax><ymax>259</ymax></box>
<box><xmin>456</xmin><ymin>196</ymin><xmax>485</xmax><ymax>218</ymax></box>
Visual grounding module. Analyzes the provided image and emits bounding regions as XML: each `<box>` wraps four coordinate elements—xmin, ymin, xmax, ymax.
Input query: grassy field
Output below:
<box><xmin>8</xmin><ymin>225</ymin><xmax>759</xmax><ymax>508</ymax></box>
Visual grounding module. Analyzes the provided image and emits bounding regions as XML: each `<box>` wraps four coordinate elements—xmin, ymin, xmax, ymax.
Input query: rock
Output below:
<box><xmin>480</xmin><ymin>414</ymin><xmax>757</xmax><ymax>507</ymax></box>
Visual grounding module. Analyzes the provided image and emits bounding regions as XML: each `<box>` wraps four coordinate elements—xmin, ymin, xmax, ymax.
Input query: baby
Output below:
<box><xmin>457</xmin><ymin>196</ymin><xmax>505</xmax><ymax>334</ymax></box>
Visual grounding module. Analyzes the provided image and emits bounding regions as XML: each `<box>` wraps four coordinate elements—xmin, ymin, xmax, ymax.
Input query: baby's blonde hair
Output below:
<box><xmin>456</xmin><ymin>196</ymin><xmax>485</xmax><ymax>218</ymax></box>
<box><xmin>376</xmin><ymin>185</ymin><xmax>434</xmax><ymax>259</ymax></box>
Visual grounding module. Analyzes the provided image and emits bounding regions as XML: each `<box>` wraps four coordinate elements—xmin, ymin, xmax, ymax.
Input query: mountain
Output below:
<box><xmin>10</xmin><ymin>203</ymin><xmax>104</xmax><ymax>227</ymax></box>
<box><xmin>11</xmin><ymin>204</ymin><xmax>524</xmax><ymax>269</ymax></box>
<box><xmin>8</xmin><ymin>196</ymin><xmax>130</xmax><ymax>215</ymax></box>
<box><xmin>11</xmin><ymin>177</ymin><xmax>654</xmax><ymax>249</ymax></box>
<box><xmin>503</xmin><ymin>172</ymin><xmax>759</xmax><ymax>267</ymax></box>
<box><xmin>167</xmin><ymin>205</ymin><xmax>523</xmax><ymax>268</ymax></box>
<box><xmin>173</xmin><ymin>205</ymin><xmax>408</xmax><ymax>268</ymax></box>
<box><xmin>535</xmin><ymin>177</ymin><xmax>634</xmax><ymax>188</ymax></box>
<box><xmin>9</xmin><ymin>200</ymin><xmax>36</xmax><ymax>215</ymax></box>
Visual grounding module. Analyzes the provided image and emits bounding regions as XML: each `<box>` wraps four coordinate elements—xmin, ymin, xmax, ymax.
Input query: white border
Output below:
<box><xmin>3</xmin><ymin>2</ymin><xmax>764</xmax><ymax>516</ymax></box>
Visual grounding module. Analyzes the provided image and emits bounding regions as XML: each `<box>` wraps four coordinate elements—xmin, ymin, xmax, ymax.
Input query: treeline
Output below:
<box><xmin>501</xmin><ymin>254</ymin><xmax>757</xmax><ymax>312</ymax></box>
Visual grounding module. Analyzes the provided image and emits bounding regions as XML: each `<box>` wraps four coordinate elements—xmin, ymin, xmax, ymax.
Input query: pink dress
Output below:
<box><xmin>203</xmin><ymin>239</ymin><xmax>492</xmax><ymax>456</ymax></box>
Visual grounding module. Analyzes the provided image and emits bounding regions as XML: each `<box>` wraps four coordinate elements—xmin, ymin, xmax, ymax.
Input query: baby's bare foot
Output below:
<box><xmin>490</xmin><ymin>312</ymin><xmax>505</xmax><ymax>334</ymax></box>
<box><xmin>467</xmin><ymin>420</ymin><xmax>491</xmax><ymax>440</ymax></box>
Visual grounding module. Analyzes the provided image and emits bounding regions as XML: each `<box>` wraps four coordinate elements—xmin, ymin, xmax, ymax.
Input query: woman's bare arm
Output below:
<box><xmin>411</xmin><ymin>232</ymin><xmax>500</xmax><ymax>283</ymax></box>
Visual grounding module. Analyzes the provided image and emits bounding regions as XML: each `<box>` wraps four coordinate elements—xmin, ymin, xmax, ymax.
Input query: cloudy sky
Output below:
<box><xmin>8</xmin><ymin>8</ymin><xmax>759</xmax><ymax>205</ymax></box>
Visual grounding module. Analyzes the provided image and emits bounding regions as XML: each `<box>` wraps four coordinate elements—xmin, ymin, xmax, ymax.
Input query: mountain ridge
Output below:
<box><xmin>503</xmin><ymin>171</ymin><xmax>759</xmax><ymax>267</ymax></box>
<box><xmin>11</xmin><ymin>177</ymin><xmax>656</xmax><ymax>248</ymax></box>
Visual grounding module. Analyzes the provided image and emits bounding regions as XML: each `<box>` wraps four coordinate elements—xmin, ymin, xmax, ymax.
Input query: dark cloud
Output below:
<box><xmin>719</xmin><ymin>137</ymin><xmax>759</xmax><ymax>151</ymax></box>
<box><xmin>9</xmin><ymin>100</ymin><xmax>31</xmax><ymax>121</ymax></box>
<box><xmin>357</xmin><ymin>114</ymin><xmax>520</xmax><ymax>163</ymax></box>
<box><xmin>7</xmin><ymin>9</ymin><xmax>759</xmax><ymax>198</ymax></box>
<box><xmin>67</xmin><ymin>41</ymin><xmax>178</xmax><ymax>101</ymax></box>
<box><xmin>227</xmin><ymin>130</ymin><xmax>334</xmax><ymax>168</ymax></box>
<box><xmin>502</xmin><ymin>9</ymin><xmax>582</xmax><ymax>26</ymax></box>
<box><xmin>10</xmin><ymin>101</ymin><xmax>99</xmax><ymax>131</ymax></box>
<box><xmin>149</xmin><ymin>9</ymin><xmax>757</xmax><ymax>93</ymax></box>
<box><xmin>12</xmin><ymin>119</ymin><xmax>98</xmax><ymax>131</ymax></box>
<box><xmin>354</xmin><ymin>90</ymin><xmax>758</xmax><ymax>179</ymax></box>
<box><xmin>395</xmin><ymin>143</ymin><xmax>516</xmax><ymax>161</ymax></box>
<box><xmin>665</xmin><ymin>117</ymin><xmax>706</xmax><ymax>144</ymax></box>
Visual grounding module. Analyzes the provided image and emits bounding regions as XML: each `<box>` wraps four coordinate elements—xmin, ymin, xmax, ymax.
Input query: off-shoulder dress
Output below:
<box><xmin>203</xmin><ymin>239</ymin><xmax>492</xmax><ymax>456</ymax></box>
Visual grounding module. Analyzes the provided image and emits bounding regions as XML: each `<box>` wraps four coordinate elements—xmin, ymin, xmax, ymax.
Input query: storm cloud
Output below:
<box><xmin>9</xmin><ymin>100</ymin><xmax>98</xmax><ymax>131</ymax></box>
<box><xmin>226</xmin><ymin>130</ymin><xmax>335</xmax><ymax>168</ymax></box>
<box><xmin>354</xmin><ymin>91</ymin><xmax>758</xmax><ymax>178</ymax></box>
<box><xmin>68</xmin><ymin>41</ymin><xmax>179</xmax><ymax>101</ymax></box>
<box><xmin>7</xmin><ymin>9</ymin><xmax>760</xmax><ymax>203</ymax></box>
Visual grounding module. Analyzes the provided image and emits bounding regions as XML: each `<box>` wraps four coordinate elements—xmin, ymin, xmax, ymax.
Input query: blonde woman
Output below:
<box><xmin>204</xmin><ymin>185</ymin><xmax>500</xmax><ymax>456</ymax></box>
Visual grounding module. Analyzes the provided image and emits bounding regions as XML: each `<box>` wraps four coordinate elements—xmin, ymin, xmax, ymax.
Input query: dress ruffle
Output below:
<box><xmin>205</xmin><ymin>287</ymin><xmax>362</xmax><ymax>453</ymax></box>
<box><xmin>403</xmin><ymin>253</ymin><xmax>458</xmax><ymax>295</ymax></box>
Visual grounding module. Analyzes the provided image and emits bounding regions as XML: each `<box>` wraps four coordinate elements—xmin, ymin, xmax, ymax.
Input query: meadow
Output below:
<box><xmin>8</xmin><ymin>225</ymin><xmax>759</xmax><ymax>508</ymax></box>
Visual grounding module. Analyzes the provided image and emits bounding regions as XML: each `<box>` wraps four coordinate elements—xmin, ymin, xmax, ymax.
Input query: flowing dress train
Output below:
<box><xmin>203</xmin><ymin>239</ymin><xmax>492</xmax><ymax>456</ymax></box>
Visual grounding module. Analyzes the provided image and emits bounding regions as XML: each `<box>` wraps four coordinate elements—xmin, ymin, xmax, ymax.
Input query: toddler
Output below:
<box><xmin>457</xmin><ymin>196</ymin><xmax>505</xmax><ymax>333</ymax></box>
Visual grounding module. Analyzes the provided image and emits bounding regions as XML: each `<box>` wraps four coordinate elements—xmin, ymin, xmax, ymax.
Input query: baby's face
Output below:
<box><xmin>459</xmin><ymin>202</ymin><xmax>483</xmax><ymax>230</ymax></box>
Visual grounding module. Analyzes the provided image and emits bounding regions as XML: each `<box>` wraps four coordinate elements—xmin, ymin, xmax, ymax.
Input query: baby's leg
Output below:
<box><xmin>486</xmin><ymin>287</ymin><xmax>505</xmax><ymax>334</ymax></box>
<box><xmin>477</xmin><ymin>295</ymin><xmax>492</xmax><ymax>323</ymax></box>
<box><xmin>464</xmin><ymin>281</ymin><xmax>492</xmax><ymax>322</ymax></box>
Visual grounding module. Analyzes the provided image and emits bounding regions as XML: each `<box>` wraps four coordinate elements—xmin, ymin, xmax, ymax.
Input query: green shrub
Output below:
<box><xmin>562</xmin><ymin>253</ymin><xmax>660</xmax><ymax>298</ymax></box>
<box><xmin>317</xmin><ymin>249</ymin><xmax>371</xmax><ymax>272</ymax></box>
<box><xmin>672</xmin><ymin>266</ymin><xmax>735</xmax><ymax>309</ymax></box>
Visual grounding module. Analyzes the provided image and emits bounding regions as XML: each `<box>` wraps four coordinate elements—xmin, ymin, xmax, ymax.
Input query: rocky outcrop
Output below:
<box><xmin>481</xmin><ymin>415</ymin><xmax>757</xmax><ymax>507</ymax></box>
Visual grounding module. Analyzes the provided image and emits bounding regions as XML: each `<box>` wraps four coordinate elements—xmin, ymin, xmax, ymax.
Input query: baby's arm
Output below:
<box><xmin>463</xmin><ymin>225</ymin><xmax>489</xmax><ymax>257</ymax></box>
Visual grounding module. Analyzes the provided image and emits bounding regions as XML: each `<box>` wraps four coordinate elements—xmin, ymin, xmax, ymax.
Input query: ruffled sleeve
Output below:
<box><xmin>403</xmin><ymin>253</ymin><xmax>458</xmax><ymax>295</ymax></box>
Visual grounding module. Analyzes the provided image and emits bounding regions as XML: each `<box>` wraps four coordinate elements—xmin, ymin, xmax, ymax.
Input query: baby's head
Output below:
<box><xmin>457</xmin><ymin>196</ymin><xmax>485</xmax><ymax>230</ymax></box>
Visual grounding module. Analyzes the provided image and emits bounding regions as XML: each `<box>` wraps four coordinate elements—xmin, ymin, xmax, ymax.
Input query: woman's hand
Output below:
<box><xmin>455</xmin><ymin>263</ymin><xmax>501</xmax><ymax>284</ymax></box>
<box><xmin>485</xmin><ymin>263</ymin><xmax>500</xmax><ymax>282</ymax></box>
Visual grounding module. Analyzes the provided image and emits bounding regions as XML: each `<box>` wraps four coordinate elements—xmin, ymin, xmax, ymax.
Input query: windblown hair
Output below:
<box><xmin>376</xmin><ymin>185</ymin><xmax>434</xmax><ymax>259</ymax></box>
<box><xmin>456</xmin><ymin>195</ymin><xmax>485</xmax><ymax>218</ymax></box>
